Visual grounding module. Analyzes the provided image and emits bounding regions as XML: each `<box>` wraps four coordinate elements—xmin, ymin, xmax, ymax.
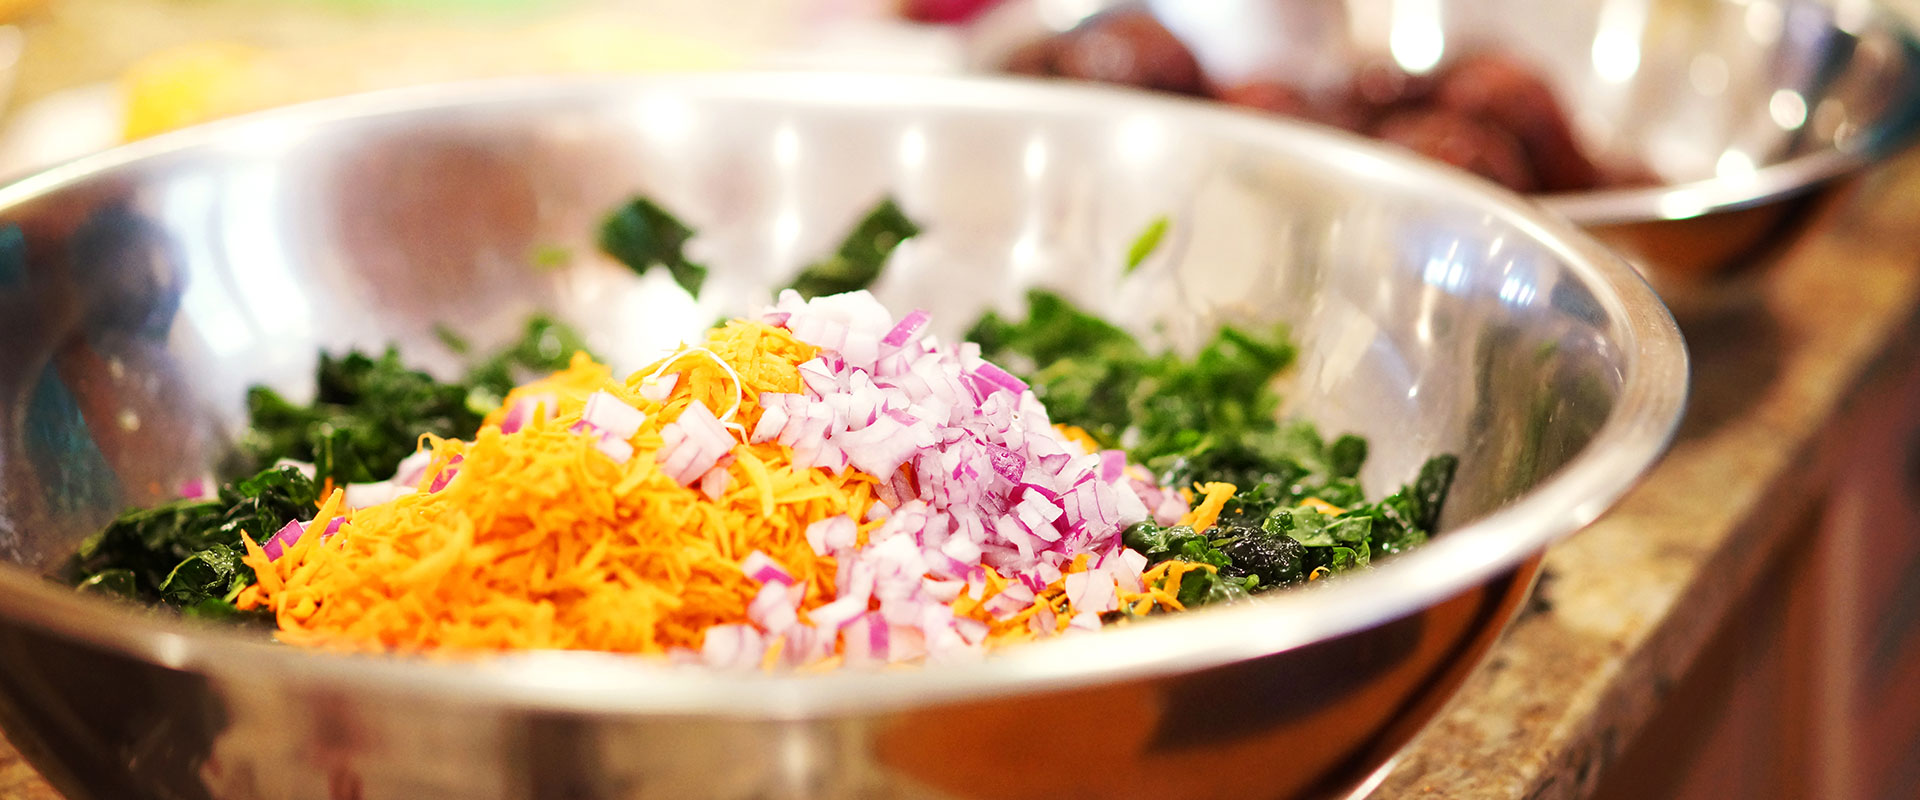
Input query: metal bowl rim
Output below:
<box><xmin>1538</xmin><ymin>1</ymin><xmax>1920</xmax><ymax>225</ymax></box>
<box><xmin>0</xmin><ymin>71</ymin><xmax>1689</xmax><ymax>717</ymax></box>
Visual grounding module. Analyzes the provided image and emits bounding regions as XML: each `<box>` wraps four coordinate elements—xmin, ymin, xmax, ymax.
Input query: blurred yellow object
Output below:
<box><xmin>121</xmin><ymin>42</ymin><xmax>266</xmax><ymax>141</ymax></box>
<box><xmin>0</xmin><ymin>0</ymin><xmax>42</xmax><ymax>22</ymax></box>
<box><xmin>120</xmin><ymin>20</ymin><xmax>743</xmax><ymax>140</ymax></box>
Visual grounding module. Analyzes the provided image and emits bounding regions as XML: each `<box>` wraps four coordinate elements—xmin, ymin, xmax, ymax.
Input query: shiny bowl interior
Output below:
<box><xmin>0</xmin><ymin>74</ymin><xmax>1685</xmax><ymax>799</ymax></box>
<box><xmin>970</xmin><ymin>0</ymin><xmax>1920</xmax><ymax>300</ymax></box>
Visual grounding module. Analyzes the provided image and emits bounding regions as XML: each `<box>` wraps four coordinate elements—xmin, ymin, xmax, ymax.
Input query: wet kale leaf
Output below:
<box><xmin>599</xmin><ymin>195</ymin><xmax>709</xmax><ymax>295</ymax></box>
<box><xmin>238</xmin><ymin>315</ymin><xmax>594</xmax><ymax>487</ymax></box>
<box><xmin>239</xmin><ymin>348</ymin><xmax>482</xmax><ymax>486</ymax></box>
<box><xmin>977</xmin><ymin>291</ymin><xmax>1459</xmax><ymax>605</ymax></box>
<box><xmin>786</xmin><ymin>197</ymin><xmax>921</xmax><ymax>300</ymax></box>
<box><xmin>65</xmin><ymin>465</ymin><xmax>318</xmax><ymax>620</ymax></box>
<box><xmin>76</xmin><ymin>316</ymin><xmax>599</xmax><ymax>617</ymax></box>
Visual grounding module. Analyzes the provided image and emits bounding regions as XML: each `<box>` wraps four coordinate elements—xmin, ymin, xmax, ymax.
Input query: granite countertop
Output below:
<box><xmin>1372</xmin><ymin>153</ymin><xmax>1920</xmax><ymax>798</ymax></box>
<box><xmin>4</xmin><ymin>3</ymin><xmax>1920</xmax><ymax>799</ymax></box>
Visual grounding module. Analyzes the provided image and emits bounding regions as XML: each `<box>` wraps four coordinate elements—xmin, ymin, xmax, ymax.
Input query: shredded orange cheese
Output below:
<box><xmin>238</xmin><ymin>322</ymin><xmax>884</xmax><ymax>655</ymax></box>
<box><xmin>1177</xmin><ymin>481</ymin><xmax>1237</xmax><ymax>532</ymax></box>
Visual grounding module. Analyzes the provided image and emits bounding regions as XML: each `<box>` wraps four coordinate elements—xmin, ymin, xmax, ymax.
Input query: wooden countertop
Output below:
<box><xmin>4</xmin><ymin>2</ymin><xmax>1920</xmax><ymax>799</ymax></box>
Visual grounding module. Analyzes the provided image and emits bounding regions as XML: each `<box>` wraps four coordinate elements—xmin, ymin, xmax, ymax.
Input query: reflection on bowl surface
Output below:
<box><xmin>0</xmin><ymin>74</ymin><xmax>1684</xmax><ymax>799</ymax></box>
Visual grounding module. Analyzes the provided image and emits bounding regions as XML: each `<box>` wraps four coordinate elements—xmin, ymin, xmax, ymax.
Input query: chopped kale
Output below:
<box><xmin>598</xmin><ymin>195</ymin><xmax>708</xmax><ymax>295</ymax></box>
<box><xmin>237</xmin><ymin>315</ymin><xmax>593</xmax><ymax>487</ymax></box>
<box><xmin>785</xmin><ymin>197</ymin><xmax>921</xmax><ymax>299</ymax></box>
<box><xmin>970</xmin><ymin>289</ymin><xmax>1297</xmax><ymax>470</ymax></box>
<box><xmin>976</xmin><ymin>291</ymin><xmax>1459</xmax><ymax>606</ymax></box>
<box><xmin>74</xmin><ymin>315</ymin><xmax>599</xmax><ymax>615</ymax></box>
<box><xmin>461</xmin><ymin>314</ymin><xmax>594</xmax><ymax>410</ymax></box>
<box><xmin>239</xmin><ymin>349</ymin><xmax>482</xmax><ymax>486</ymax></box>
<box><xmin>65</xmin><ymin>464</ymin><xmax>318</xmax><ymax>620</ymax></box>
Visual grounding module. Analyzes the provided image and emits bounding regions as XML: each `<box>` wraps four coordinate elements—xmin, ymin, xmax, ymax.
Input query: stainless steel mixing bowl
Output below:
<box><xmin>968</xmin><ymin>0</ymin><xmax>1920</xmax><ymax>314</ymax></box>
<box><xmin>0</xmin><ymin>73</ymin><xmax>1686</xmax><ymax>800</ymax></box>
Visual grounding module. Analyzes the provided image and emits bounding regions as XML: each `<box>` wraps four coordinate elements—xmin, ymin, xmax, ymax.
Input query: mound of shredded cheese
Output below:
<box><xmin>238</xmin><ymin>294</ymin><xmax>1202</xmax><ymax>669</ymax></box>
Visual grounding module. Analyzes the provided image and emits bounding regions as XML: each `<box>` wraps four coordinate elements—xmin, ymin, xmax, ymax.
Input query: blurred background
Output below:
<box><xmin>0</xmin><ymin>0</ymin><xmax>971</xmax><ymax>174</ymax></box>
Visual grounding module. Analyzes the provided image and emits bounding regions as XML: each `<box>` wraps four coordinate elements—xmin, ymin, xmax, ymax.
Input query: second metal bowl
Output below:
<box><xmin>969</xmin><ymin>0</ymin><xmax>1920</xmax><ymax>313</ymax></box>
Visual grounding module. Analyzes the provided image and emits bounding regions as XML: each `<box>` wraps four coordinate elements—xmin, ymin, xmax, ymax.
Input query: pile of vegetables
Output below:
<box><xmin>64</xmin><ymin>194</ymin><xmax>1456</xmax><ymax>668</ymax></box>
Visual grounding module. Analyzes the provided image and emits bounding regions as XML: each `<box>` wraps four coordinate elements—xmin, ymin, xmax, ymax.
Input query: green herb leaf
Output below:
<box><xmin>786</xmin><ymin>197</ymin><xmax>921</xmax><ymax>299</ymax></box>
<box><xmin>598</xmin><ymin>195</ymin><xmax>708</xmax><ymax>295</ymax></box>
<box><xmin>1124</xmin><ymin>215</ymin><xmax>1169</xmax><ymax>274</ymax></box>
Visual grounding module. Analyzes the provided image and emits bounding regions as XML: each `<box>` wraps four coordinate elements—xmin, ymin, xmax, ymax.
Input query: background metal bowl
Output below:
<box><xmin>969</xmin><ymin>0</ymin><xmax>1920</xmax><ymax>315</ymax></box>
<box><xmin>0</xmin><ymin>74</ymin><xmax>1684</xmax><ymax>799</ymax></box>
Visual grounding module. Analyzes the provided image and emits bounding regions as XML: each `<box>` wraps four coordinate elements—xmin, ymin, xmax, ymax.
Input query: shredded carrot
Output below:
<box><xmin>1178</xmin><ymin>481</ymin><xmax>1236</xmax><ymax>532</ymax></box>
<box><xmin>1053</xmin><ymin>424</ymin><xmax>1102</xmax><ymax>454</ymax></box>
<box><xmin>967</xmin><ymin>553</ymin><xmax>1200</xmax><ymax>648</ymax></box>
<box><xmin>238</xmin><ymin>322</ymin><xmax>884</xmax><ymax>656</ymax></box>
<box><xmin>1300</xmin><ymin>497</ymin><xmax>1345</xmax><ymax>515</ymax></box>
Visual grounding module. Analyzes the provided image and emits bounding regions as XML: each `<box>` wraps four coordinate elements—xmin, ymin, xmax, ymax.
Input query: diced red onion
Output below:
<box><xmin>637</xmin><ymin>373</ymin><xmax>679</xmax><ymax>404</ymax></box>
<box><xmin>261</xmin><ymin>517</ymin><xmax>343</xmax><ymax>562</ymax></box>
<box><xmin>741</xmin><ymin>550</ymin><xmax>795</xmax><ymax>586</ymax></box>
<box><xmin>701</xmin><ymin>624</ymin><xmax>765</xmax><ymax>670</ymax></box>
<box><xmin>808</xmin><ymin>593</ymin><xmax>868</xmax><ymax>631</ymax></box>
<box><xmin>582</xmin><ymin>391</ymin><xmax>648</xmax><ymax>439</ymax></box>
<box><xmin>344</xmin><ymin>481</ymin><xmax>413</xmax><ymax>509</ymax></box>
<box><xmin>972</xmin><ymin>362</ymin><xmax>1027</xmax><ymax>397</ymax></box>
<box><xmin>594</xmin><ymin>435</ymin><xmax>636</xmax><ymax>465</ymax></box>
<box><xmin>260</xmin><ymin>519</ymin><xmax>301</xmax><ymax>561</ymax></box>
<box><xmin>750</xmin><ymin>404</ymin><xmax>789</xmax><ymax>444</ymax></box>
<box><xmin>747</xmin><ymin>581</ymin><xmax>802</xmax><ymax>634</ymax></box>
<box><xmin>882</xmin><ymin>309</ymin><xmax>931</xmax><ymax>347</ymax></box>
<box><xmin>429</xmin><ymin>456</ymin><xmax>463</xmax><ymax>493</ymax></box>
<box><xmin>657</xmin><ymin>400</ymin><xmax>733</xmax><ymax>486</ymax></box>
<box><xmin>392</xmin><ymin>450</ymin><xmax>434</xmax><ymax>488</ymax></box>
<box><xmin>739</xmin><ymin>293</ymin><xmax>1185</xmax><ymax>663</ymax></box>
<box><xmin>178</xmin><ymin>477</ymin><xmax>213</xmax><ymax>500</ymax></box>
<box><xmin>499</xmin><ymin>392</ymin><xmax>556</xmax><ymax>435</ymax></box>
<box><xmin>804</xmin><ymin>515</ymin><xmax>858</xmax><ymax>556</ymax></box>
<box><xmin>698</xmin><ymin>464</ymin><xmax>730</xmax><ymax>499</ymax></box>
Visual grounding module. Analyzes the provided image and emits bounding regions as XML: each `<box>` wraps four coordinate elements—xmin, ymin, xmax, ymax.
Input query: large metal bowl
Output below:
<box><xmin>0</xmin><ymin>74</ymin><xmax>1685</xmax><ymax>800</ymax></box>
<box><xmin>969</xmin><ymin>0</ymin><xmax>1920</xmax><ymax>314</ymax></box>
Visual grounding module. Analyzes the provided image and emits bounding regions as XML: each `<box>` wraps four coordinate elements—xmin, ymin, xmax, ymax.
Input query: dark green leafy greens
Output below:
<box><xmin>598</xmin><ymin>195</ymin><xmax>709</xmax><ymax>295</ymax></box>
<box><xmin>457</xmin><ymin>314</ymin><xmax>595</xmax><ymax>411</ymax></box>
<box><xmin>239</xmin><ymin>349</ymin><xmax>483</xmax><ymax>487</ymax></box>
<box><xmin>239</xmin><ymin>315</ymin><xmax>591</xmax><ymax>487</ymax></box>
<box><xmin>971</xmin><ymin>290</ymin><xmax>1458</xmax><ymax>607</ymax></box>
<box><xmin>785</xmin><ymin>197</ymin><xmax>921</xmax><ymax>299</ymax></box>
<box><xmin>596</xmin><ymin>193</ymin><xmax>921</xmax><ymax>301</ymax></box>
<box><xmin>74</xmin><ymin>316</ymin><xmax>596</xmax><ymax>618</ymax></box>
<box><xmin>65</xmin><ymin>465</ymin><xmax>318</xmax><ymax>620</ymax></box>
<box><xmin>968</xmin><ymin>289</ymin><xmax>1297</xmax><ymax>469</ymax></box>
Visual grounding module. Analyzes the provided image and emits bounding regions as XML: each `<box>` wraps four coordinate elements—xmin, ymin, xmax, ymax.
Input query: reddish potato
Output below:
<box><xmin>1215</xmin><ymin>80</ymin><xmax>1316</xmax><ymax>118</ymax></box>
<box><xmin>1003</xmin><ymin>35</ymin><xmax>1064</xmax><ymax>76</ymax></box>
<box><xmin>1435</xmin><ymin>53</ymin><xmax>1600</xmax><ymax>192</ymax></box>
<box><xmin>1377</xmin><ymin>108</ymin><xmax>1538</xmax><ymax>192</ymax></box>
<box><xmin>1345</xmin><ymin>59</ymin><xmax>1437</xmax><ymax>129</ymax></box>
<box><xmin>1052</xmin><ymin>10</ymin><xmax>1205</xmax><ymax>95</ymax></box>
